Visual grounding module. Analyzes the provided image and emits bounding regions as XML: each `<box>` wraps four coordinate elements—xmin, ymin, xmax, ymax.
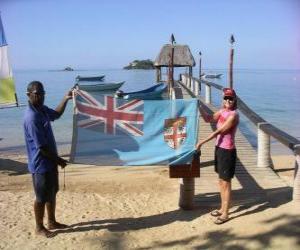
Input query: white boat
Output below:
<box><xmin>201</xmin><ymin>73</ymin><xmax>222</xmax><ymax>79</ymax></box>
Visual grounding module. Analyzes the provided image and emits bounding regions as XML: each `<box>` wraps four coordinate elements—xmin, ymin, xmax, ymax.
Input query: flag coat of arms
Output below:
<box><xmin>71</xmin><ymin>89</ymin><xmax>199</xmax><ymax>166</ymax></box>
<box><xmin>164</xmin><ymin>117</ymin><xmax>187</xmax><ymax>149</ymax></box>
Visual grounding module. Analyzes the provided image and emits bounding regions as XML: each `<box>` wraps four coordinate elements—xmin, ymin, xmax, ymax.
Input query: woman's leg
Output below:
<box><xmin>218</xmin><ymin>179</ymin><xmax>225</xmax><ymax>213</ymax></box>
<box><xmin>220</xmin><ymin>179</ymin><xmax>231</xmax><ymax>219</ymax></box>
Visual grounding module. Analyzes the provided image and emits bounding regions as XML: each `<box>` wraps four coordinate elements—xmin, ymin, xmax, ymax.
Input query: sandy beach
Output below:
<box><xmin>0</xmin><ymin>151</ymin><xmax>299</xmax><ymax>250</ymax></box>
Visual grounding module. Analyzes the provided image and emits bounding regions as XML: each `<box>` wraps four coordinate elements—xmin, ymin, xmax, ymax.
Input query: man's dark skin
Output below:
<box><xmin>27</xmin><ymin>82</ymin><xmax>72</xmax><ymax>238</ymax></box>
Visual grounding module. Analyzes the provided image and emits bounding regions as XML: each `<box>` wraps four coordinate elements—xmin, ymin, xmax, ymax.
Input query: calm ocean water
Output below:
<box><xmin>0</xmin><ymin>68</ymin><xmax>299</xmax><ymax>156</ymax></box>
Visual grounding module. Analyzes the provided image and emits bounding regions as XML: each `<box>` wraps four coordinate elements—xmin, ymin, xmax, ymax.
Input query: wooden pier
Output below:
<box><xmin>174</xmin><ymin>75</ymin><xmax>300</xmax><ymax>207</ymax></box>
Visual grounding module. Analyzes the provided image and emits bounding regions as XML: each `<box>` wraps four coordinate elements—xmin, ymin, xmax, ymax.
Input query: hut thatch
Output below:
<box><xmin>154</xmin><ymin>44</ymin><xmax>195</xmax><ymax>67</ymax></box>
<box><xmin>154</xmin><ymin>44</ymin><xmax>195</xmax><ymax>83</ymax></box>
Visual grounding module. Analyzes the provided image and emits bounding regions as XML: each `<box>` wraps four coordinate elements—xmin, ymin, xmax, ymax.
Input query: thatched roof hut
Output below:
<box><xmin>154</xmin><ymin>44</ymin><xmax>195</xmax><ymax>82</ymax></box>
<box><xmin>154</xmin><ymin>44</ymin><xmax>195</xmax><ymax>67</ymax></box>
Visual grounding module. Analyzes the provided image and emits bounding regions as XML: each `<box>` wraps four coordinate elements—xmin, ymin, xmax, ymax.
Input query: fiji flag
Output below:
<box><xmin>71</xmin><ymin>89</ymin><xmax>199</xmax><ymax>166</ymax></box>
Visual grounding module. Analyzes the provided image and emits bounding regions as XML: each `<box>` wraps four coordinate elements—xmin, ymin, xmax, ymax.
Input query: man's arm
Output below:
<box><xmin>40</xmin><ymin>146</ymin><xmax>67</xmax><ymax>168</ymax></box>
<box><xmin>55</xmin><ymin>90</ymin><xmax>73</xmax><ymax>117</ymax></box>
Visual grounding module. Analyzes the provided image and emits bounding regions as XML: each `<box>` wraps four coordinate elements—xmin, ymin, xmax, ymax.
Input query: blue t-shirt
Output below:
<box><xmin>23</xmin><ymin>103</ymin><xmax>60</xmax><ymax>174</ymax></box>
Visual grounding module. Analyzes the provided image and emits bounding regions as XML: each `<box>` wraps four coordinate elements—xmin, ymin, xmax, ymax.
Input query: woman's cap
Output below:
<box><xmin>223</xmin><ymin>88</ymin><xmax>236</xmax><ymax>97</ymax></box>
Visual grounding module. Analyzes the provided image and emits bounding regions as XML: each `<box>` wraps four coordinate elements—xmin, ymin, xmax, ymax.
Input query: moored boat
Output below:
<box><xmin>201</xmin><ymin>73</ymin><xmax>222</xmax><ymax>79</ymax></box>
<box><xmin>77</xmin><ymin>81</ymin><xmax>124</xmax><ymax>91</ymax></box>
<box><xmin>76</xmin><ymin>75</ymin><xmax>105</xmax><ymax>82</ymax></box>
<box><xmin>115</xmin><ymin>83</ymin><xmax>167</xmax><ymax>100</ymax></box>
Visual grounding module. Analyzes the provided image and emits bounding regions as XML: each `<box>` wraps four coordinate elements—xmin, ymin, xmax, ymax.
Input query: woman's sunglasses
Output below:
<box><xmin>223</xmin><ymin>96</ymin><xmax>234</xmax><ymax>101</ymax></box>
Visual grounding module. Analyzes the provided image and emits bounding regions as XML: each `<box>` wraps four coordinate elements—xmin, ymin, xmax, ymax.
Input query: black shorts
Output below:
<box><xmin>32</xmin><ymin>171</ymin><xmax>59</xmax><ymax>203</ymax></box>
<box><xmin>214</xmin><ymin>146</ymin><xmax>237</xmax><ymax>181</ymax></box>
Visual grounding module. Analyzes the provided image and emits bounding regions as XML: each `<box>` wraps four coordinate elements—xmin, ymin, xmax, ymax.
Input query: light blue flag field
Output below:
<box><xmin>70</xmin><ymin>89</ymin><xmax>199</xmax><ymax>166</ymax></box>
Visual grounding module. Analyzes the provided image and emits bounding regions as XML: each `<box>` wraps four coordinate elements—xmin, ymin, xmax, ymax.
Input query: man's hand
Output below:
<box><xmin>64</xmin><ymin>90</ymin><xmax>73</xmax><ymax>101</ymax></box>
<box><xmin>57</xmin><ymin>157</ymin><xmax>68</xmax><ymax>168</ymax></box>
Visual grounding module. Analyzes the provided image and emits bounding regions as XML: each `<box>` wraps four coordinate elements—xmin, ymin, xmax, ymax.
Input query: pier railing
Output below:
<box><xmin>179</xmin><ymin>73</ymin><xmax>300</xmax><ymax>204</ymax></box>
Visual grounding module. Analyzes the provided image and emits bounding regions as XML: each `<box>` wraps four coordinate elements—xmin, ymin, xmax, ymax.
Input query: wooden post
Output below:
<box><xmin>229</xmin><ymin>35</ymin><xmax>235</xmax><ymax>89</ymax></box>
<box><xmin>198</xmin><ymin>51</ymin><xmax>202</xmax><ymax>92</ymax></box>
<box><xmin>156</xmin><ymin>67</ymin><xmax>161</xmax><ymax>83</ymax></box>
<box><xmin>190</xmin><ymin>78</ymin><xmax>194</xmax><ymax>92</ymax></box>
<box><xmin>205</xmin><ymin>85</ymin><xmax>211</xmax><ymax>104</ymax></box>
<box><xmin>293</xmin><ymin>146</ymin><xmax>300</xmax><ymax>204</ymax></box>
<box><xmin>194</xmin><ymin>79</ymin><xmax>199</xmax><ymax>96</ymax></box>
<box><xmin>189</xmin><ymin>67</ymin><xmax>193</xmax><ymax>89</ymax></box>
<box><xmin>170</xmin><ymin>152</ymin><xmax>200</xmax><ymax>210</ymax></box>
<box><xmin>179</xmin><ymin>178</ymin><xmax>195</xmax><ymax>210</ymax></box>
<box><xmin>257</xmin><ymin>122</ymin><xmax>271</xmax><ymax>168</ymax></box>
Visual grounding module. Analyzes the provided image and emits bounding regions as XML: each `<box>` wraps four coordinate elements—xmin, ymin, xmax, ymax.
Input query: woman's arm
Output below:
<box><xmin>196</xmin><ymin>113</ymin><xmax>238</xmax><ymax>150</ymax></box>
<box><xmin>199</xmin><ymin>105</ymin><xmax>220</xmax><ymax>123</ymax></box>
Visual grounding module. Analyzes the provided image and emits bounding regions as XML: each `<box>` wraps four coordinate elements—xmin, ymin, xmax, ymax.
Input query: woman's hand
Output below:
<box><xmin>196</xmin><ymin>141</ymin><xmax>204</xmax><ymax>152</ymax></box>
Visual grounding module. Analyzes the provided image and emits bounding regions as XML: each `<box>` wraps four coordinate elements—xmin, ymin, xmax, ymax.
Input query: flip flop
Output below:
<box><xmin>214</xmin><ymin>217</ymin><xmax>230</xmax><ymax>225</ymax></box>
<box><xmin>210</xmin><ymin>210</ymin><xmax>222</xmax><ymax>217</ymax></box>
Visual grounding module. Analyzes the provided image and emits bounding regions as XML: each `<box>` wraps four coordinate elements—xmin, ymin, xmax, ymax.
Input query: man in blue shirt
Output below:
<box><xmin>23</xmin><ymin>81</ymin><xmax>72</xmax><ymax>238</ymax></box>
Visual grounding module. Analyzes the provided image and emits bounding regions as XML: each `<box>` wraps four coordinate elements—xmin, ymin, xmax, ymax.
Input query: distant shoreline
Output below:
<box><xmin>13</xmin><ymin>68</ymin><xmax>300</xmax><ymax>72</ymax></box>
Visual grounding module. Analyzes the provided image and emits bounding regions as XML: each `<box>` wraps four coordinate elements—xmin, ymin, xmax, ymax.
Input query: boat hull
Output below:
<box><xmin>116</xmin><ymin>83</ymin><xmax>167</xmax><ymax>100</ymax></box>
<box><xmin>78</xmin><ymin>81</ymin><xmax>124</xmax><ymax>91</ymax></box>
<box><xmin>76</xmin><ymin>75</ymin><xmax>105</xmax><ymax>82</ymax></box>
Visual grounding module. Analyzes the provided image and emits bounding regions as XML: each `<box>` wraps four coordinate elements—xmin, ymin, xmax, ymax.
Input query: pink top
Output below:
<box><xmin>216</xmin><ymin>109</ymin><xmax>239</xmax><ymax>150</ymax></box>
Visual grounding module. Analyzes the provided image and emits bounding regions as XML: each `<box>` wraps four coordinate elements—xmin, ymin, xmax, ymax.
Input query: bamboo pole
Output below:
<box><xmin>168</xmin><ymin>34</ymin><xmax>175</xmax><ymax>98</ymax></box>
<box><xmin>199</xmin><ymin>51</ymin><xmax>202</xmax><ymax>92</ymax></box>
<box><xmin>189</xmin><ymin>67</ymin><xmax>193</xmax><ymax>88</ymax></box>
<box><xmin>229</xmin><ymin>35</ymin><xmax>235</xmax><ymax>89</ymax></box>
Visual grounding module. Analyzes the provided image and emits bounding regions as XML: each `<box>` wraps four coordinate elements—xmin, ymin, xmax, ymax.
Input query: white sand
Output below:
<box><xmin>0</xmin><ymin>152</ymin><xmax>299</xmax><ymax>250</ymax></box>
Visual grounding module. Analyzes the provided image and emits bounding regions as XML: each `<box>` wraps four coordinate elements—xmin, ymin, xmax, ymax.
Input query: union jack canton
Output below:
<box><xmin>75</xmin><ymin>89</ymin><xmax>144</xmax><ymax>136</ymax></box>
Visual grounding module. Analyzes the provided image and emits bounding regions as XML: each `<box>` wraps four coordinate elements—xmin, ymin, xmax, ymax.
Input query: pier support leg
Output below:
<box><xmin>257</xmin><ymin>122</ymin><xmax>271</xmax><ymax>168</ymax></box>
<box><xmin>205</xmin><ymin>85</ymin><xmax>211</xmax><ymax>104</ymax></box>
<box><xmin>182</xmin><ymin>75</ymin><xmax>186</xmax><ymax>86</ymax></box>
<box><xmin>190</xmin><ymin>78</ymin><xmax>194</xmax><ymax>93</ymax></box>
<box><xmin>179</xmin><ymin>178</ymin><xmax>195</xmax><ymax>210</ymax></box>
<box><xmin>194</xmin><ymin>79</ymin><xmax>199</xmax><ymax>97</ymax></box>
<box><xmin>293</xmin><ymin>153</ymin><xmax>300</xmax><ymax>204</ymax></box>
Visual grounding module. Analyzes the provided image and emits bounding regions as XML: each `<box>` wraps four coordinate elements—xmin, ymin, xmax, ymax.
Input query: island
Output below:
<box><xmin>123</xmin><ymin>59</ymin><xmax>155</xmax><ymax>70</ymax></box>
<box><xmin>64</xmin><ymin>67</ymin><xmax>74</xmax><ymax>71</ymax></box>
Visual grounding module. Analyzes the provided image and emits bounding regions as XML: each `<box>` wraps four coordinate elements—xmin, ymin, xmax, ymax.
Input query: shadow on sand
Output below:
<box><xmin>0</xmin><ymin>158</ymin><xmax>28</xmax><ymax>176</ymax></box>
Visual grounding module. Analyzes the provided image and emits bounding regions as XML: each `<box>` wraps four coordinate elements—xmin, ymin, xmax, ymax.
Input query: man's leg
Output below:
<box><xmin>34</xmin><ymin>201</ymin><xmax>55</xmax><ymax>237</ymax></box>
<box><xmin>46</xmin><ymin>196</ymin><xmax>68</xmax><ymax>229</ymax></box>
<box><xmin>46</xmin><ymin>171</ymin><xmax>68</xmax><ymax>229</ymax></box>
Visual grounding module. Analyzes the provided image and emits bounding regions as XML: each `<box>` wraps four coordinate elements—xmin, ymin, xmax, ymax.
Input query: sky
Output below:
<box><xmin>1</xmin><ymin>0</ymin><xmax>299</xmax><ymax>70</ymax></box>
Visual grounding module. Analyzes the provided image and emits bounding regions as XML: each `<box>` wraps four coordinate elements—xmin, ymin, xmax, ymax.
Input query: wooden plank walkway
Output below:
<box><xmin>176</xmin><ymin>81</ymin><xmax>291</xmax><ymax>207</ymax></box>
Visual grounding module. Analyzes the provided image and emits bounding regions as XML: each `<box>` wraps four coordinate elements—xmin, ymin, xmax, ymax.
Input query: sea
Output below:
<box><xmin>0</xmin><ymin>68</ymin><xmax>299</xmax><ymax>156</ymax></box>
